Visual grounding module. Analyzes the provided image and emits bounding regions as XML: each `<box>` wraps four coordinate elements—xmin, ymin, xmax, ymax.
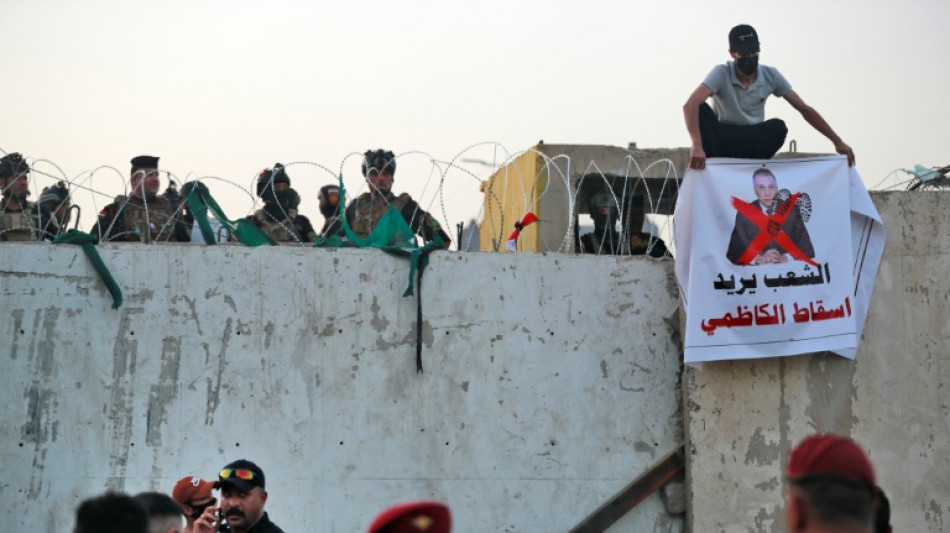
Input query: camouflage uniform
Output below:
<box><xmin>0</xmin><ymin>199</ymin><xmax>38</xmax><ymax>241</ymax></box>
<box><xmin>93</xmin><ymin>194</ymin><xmax>189</xmax><ymax>243</ymax></box>
<box><xmin>344</xmin><ymin>192</ymin><xmax>449</xmax><ymax>244</ymax></box>
<box><xmin>248</xmin><ymin>208</ymin><xmax>317</xmax><ymax>243</ymax></box>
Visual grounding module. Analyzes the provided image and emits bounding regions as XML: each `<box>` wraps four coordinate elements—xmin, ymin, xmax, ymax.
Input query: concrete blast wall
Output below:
<box><xmin>1</xmin><ymin>245</ymin><xmax>683</xmax><ymax>532</ymax></box>
<box><xmin>4</xmin><ymin>190</ymin><xmax>946</xmax><ymax>532</ymax></box>
<box><xmin>685</xmin><ymin>191</ymin><xmax>950</xmax><ymax>532</ymax></box>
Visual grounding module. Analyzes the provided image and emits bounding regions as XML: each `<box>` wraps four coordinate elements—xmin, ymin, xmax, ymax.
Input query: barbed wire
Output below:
<box><xmin>7</xmin><ymin>144</ymin><xmax>921</xmax><ymax>253</ymax></box>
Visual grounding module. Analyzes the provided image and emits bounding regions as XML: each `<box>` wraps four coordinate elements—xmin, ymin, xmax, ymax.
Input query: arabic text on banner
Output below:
<box><xmin>674</xmin><ymin>156</ymin><xmax>885</xmax><ymax>364</ymax></box>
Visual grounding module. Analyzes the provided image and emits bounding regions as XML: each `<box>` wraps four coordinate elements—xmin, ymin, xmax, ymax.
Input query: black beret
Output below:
<box><xmin>130</xmin><ymin>155</ymin><xmax>160</xmax><ymax>174</ymax></box>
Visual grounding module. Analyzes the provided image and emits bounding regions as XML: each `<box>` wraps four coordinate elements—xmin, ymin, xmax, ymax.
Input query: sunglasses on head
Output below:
<box><xmin>220</xmin><ymin>468</ymin><xmax>256</xmax><ymax>481</ymax></box>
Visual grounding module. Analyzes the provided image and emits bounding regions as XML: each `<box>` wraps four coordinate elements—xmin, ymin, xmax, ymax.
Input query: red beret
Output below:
<box><xmin>172</xmin><ymin>476</ymin><xmax>215</xmax><ymax>506</ymax></box>
<box><xmin>368</xmin><ymin>501</ymin><xmax>451</xmax><ymax>533</ymax></box>
<box><xmin>787</xmin><ymin>434</ymin><xmax>876</xmax><ymax>486</ymax></box>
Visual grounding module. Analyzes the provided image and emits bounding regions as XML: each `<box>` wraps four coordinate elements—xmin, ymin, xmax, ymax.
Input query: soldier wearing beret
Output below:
<box><xmin>0</xmin><ymin>152</ymin><xmax>38</xmax><ymax>242</ymax></box>
<box><xmin>367</xmin><ymin>501</ymin><xmax>452</xmax><ymax>533</ymax></box>
<box><xmin>92</xmin><ymin>155</ymin><xmax>190</xmax><ymax>243</ymax></box>
<box><xmin>785</xmin><ymin>434</ymin><xmax>879</xmax><ymax>533</ymax></box>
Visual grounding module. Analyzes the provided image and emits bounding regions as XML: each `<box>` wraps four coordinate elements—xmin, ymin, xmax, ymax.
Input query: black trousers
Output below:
<box><xmin>698</xmin><ymin>103</ymin><xmax>788</xmax><ymax>159</ymax></box>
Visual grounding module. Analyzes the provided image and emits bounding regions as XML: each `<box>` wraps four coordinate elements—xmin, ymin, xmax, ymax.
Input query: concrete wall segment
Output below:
<box><xmin>684</xmin><ymin>191</ymin><xmax>950</xmax><ymax>532</ymax></box>
<box><xmin>1</xmin><ymin>243</ymin><xmax>683</xmax><ymax>532</ymax></box>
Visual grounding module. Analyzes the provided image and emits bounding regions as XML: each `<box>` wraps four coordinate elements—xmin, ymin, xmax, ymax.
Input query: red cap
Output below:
<box><xmin>787</xmin><ymin>434</ymin><xmax>876</xmax><ymax>486</ymax></box>
<box><xmin>368</xmin><ymin>501</ymin><xmax>451</xmax><ymax>533</ymax></box>
<box><xmin>172</xmin><ymin>476</ymin><xmax>215</xmax><ymax>506</ymax></box>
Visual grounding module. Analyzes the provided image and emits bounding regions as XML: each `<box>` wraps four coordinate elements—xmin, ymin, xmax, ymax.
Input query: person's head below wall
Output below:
<box><xmin>133</xmin><ymin>491</ymin><xmax>185</xmax><ymax>533</ymax></box>
<box><xmin>785</xmin><ymin>434</ymin><xmax>878</xmax><ymax>533</ymax></box>
<box><xmin>367</xmin><ymin>501</ymin><xmax>451</xmax><ymax>533</ymax></box>
<box><xmin>874</xmin><ymin>487</ymin><xmax>892</xmax><ymax>533</ymax></box>
<box><xmin>74</xmin><ymin>492</ymin><xmax>149</xmax><ymax>533</ymax></box>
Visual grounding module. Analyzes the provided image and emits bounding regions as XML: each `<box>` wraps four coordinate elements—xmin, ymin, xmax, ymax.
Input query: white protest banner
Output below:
<box><xmin>674</xmin><ymin>156</ymin><xmax>886</xmax><ymax>364</ymax></box>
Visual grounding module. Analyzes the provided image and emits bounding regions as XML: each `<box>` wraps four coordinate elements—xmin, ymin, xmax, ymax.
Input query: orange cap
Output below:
<box><xmin>172</xmin><ymin>476</ymin><xmax>215</xmax><ymax>506</ymax></box>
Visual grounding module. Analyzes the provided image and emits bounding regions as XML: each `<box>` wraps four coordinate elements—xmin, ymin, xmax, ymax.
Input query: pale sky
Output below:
<box><xmin>4</xmin><ymin>0</ymin><xmax>948</xmax><ymax>231</ymax></box>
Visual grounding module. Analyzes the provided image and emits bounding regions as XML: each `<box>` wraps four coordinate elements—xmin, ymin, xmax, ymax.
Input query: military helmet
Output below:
<box><xmin>39</xmin><ymin>181</ymin><xmax>70</xmax><ymax>207</ymax></box>
<box><xmin>361</xmin><ymin>149</ymin><xmax>396</xmax><ymax>177</ymax></box>
<box><xmin>0</xmin><ymin>152</ymin><xmax>29</xmax><ymax>181</ymax></box>
<box><xmin>318</xmin><ymin>184</ymin><xmax>340</xmax><ymax>218</ymax></box>
<box><xmin>282</xmin><ymin>187</ymin><xmax>301</xmax><ymax>211</ymax></box>
<box><xmin>256</xmin><ymin>163</ymin><xmax>291</xmax><ymax>198</ymax></box>
<box><xmin>587</xmin><ymin>187</ymin><xmax>619</xmax><ymax>212</ymax></box>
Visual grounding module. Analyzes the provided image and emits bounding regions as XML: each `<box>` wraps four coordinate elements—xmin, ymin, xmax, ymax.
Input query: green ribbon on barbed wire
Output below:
<box><xmin>183</xmin><ymin>186</ymin><xmax>216</xmax><ymax>244</ymax></box>
<box><xmin>53</xmin><ymin>229</ymin><xmax>123</xmax><ymax>309</ymax></box>
<box><xmin>383</xmin><ymin>233</ymin><xmax>443</xmax><ymax>297</ymax></box>
<box><xmin>320</xmin><ymin>173</ymin><xmax>432</xmax><ymax>293</ymax></box>
<box><xmin>316</xmin><ymin>173</ymin><xmax>446</xmax><ymax>372</ymax></box>
<box><xmin>186</xmin><ymin>185</ymin><xmax>276</xmax><ymax>246</ymax></box>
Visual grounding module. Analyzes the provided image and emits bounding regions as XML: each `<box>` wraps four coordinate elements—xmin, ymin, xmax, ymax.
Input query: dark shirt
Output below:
<box><xmin>244</xmin><ymin>512</ymin><xmax>284</xmax><ymax>533</ymax></box>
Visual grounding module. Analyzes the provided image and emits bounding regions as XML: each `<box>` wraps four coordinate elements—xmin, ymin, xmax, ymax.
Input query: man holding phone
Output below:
<box><xmin>193</xmin><ymin>459</ymin><xmax>284</xmax><ymax>533</ymax></box>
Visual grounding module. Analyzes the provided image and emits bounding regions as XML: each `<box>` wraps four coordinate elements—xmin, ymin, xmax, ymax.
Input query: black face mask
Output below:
<box><xmin>736</xmin><ymin>55</ymin><xmax>758</xmax><ymax>76</ymax></box>
<box><xmin>189</xmin><ymin>497</ymin><xmax>216</xmax><ymax>519</ymax></box>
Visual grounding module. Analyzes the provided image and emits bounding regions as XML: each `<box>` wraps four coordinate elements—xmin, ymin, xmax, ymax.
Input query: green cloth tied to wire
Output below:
<box><xmin>53</xmin><ymin>229</ymin><xmax>123</xmax><ymax>309</ymax></box>
<box><xmin>315</xmin><ymin>175</ymin><xmax>445</xmax><ymax>372</ymax></box>
<box><xmin>185</xmin><ymin>182</ymin><xmax>276</xmax><ymax>246</ymax></box>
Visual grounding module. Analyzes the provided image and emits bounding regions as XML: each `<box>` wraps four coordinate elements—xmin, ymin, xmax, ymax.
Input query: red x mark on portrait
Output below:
<box><xmin>730</xmin><ymin>192</ymin><xmax>819</xmax><ymax>267</ymax></box>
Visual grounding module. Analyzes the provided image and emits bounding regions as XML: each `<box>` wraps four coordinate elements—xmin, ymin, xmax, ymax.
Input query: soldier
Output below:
<box><xmin>626</xmin><ymin>195</ymin><xmax>669</xmax><ymax>258</ymax></box>
<box><xmin>246</xmin><ymin>163</ymin><xmax>317</xmax><ymax>243</ymax></box>
<box><xmin>343</xmin><ymin>149</ymin><xmax>451</xmax><ymax>247</ymax></box>
<box><xmin>367</xmin><ymin>501</ymin><xmax>452</xmax><ymax>533</ymax></box>
<box><xmin>172</xmin><ymin>181</ymin><xmax>230</xmax><ymax>243</ymax></box>
<box><xmin>785</xmin><ymin>434</ymin><xmax>878</xmax><ymax>533</ymax></box>
<box><xmin>317</xmin><ymin>183</ymin><xmax>343</xmax><ymax>236</ymax></box>
<box><xmin>92</xmin><ymin>155</ymin><xmax>190</xmax><ymax>243</ymax></box>
<box><xmin>0</xmin><ymin>152</ymin><xmax>38</xmax><ymax>242</ymax></box>
<box><xmin>34</xmin><ymin>181</ymin><xmax>73</xmax><ymax>241</ymax></box>
<box><xmin>579</xmin><ymin>186</ymin><xmax>621</xmax><ymax>255</ymax></box>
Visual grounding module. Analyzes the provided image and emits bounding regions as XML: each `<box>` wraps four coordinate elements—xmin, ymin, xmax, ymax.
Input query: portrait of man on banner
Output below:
<box><xmin>726</xmin><ymin>167</ymin><xmax>815</xmax><ymax>266</ymax></box>
<box><xmin>674</xmin><ymin>156</ymin><xmax>879</xmax><ymax>363</ymax></box>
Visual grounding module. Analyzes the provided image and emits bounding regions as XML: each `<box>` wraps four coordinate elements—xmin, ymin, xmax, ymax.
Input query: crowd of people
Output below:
<box><xmin>29</xmin><ymin>22</ymin><xmax>889</xmax><ymax>532</ymax></box>
<box><xmin>72</xmin><ymin>433</ymin><xmax>892</xmax><ymax>532</ymax></box>
<box><xmin>0</xmin><ymin>149</ymin><xmax>451</xmax><ymax>249</ymax></box>
<box><xmin>74</xmin><ymin>459</ymin><xmax>452</xmax><ymax>533</ymax></box>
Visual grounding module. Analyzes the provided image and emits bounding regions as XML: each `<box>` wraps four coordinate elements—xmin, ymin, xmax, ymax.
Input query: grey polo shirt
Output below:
<box><xmin>703</xmin><ymin>61</ymin><xmax>792</xmax><ymax>125</ymax></box>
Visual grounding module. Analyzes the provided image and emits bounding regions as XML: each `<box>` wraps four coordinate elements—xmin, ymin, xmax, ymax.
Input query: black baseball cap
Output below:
<box><xmin>729</xmin><ymin>24</ymin><xmax>760</xmax><ymax>55</ymax></box>
<box><xmin>217</xmin><ymin>459</ymin><xmax>266</xmax><ymax>492</ymax></box>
